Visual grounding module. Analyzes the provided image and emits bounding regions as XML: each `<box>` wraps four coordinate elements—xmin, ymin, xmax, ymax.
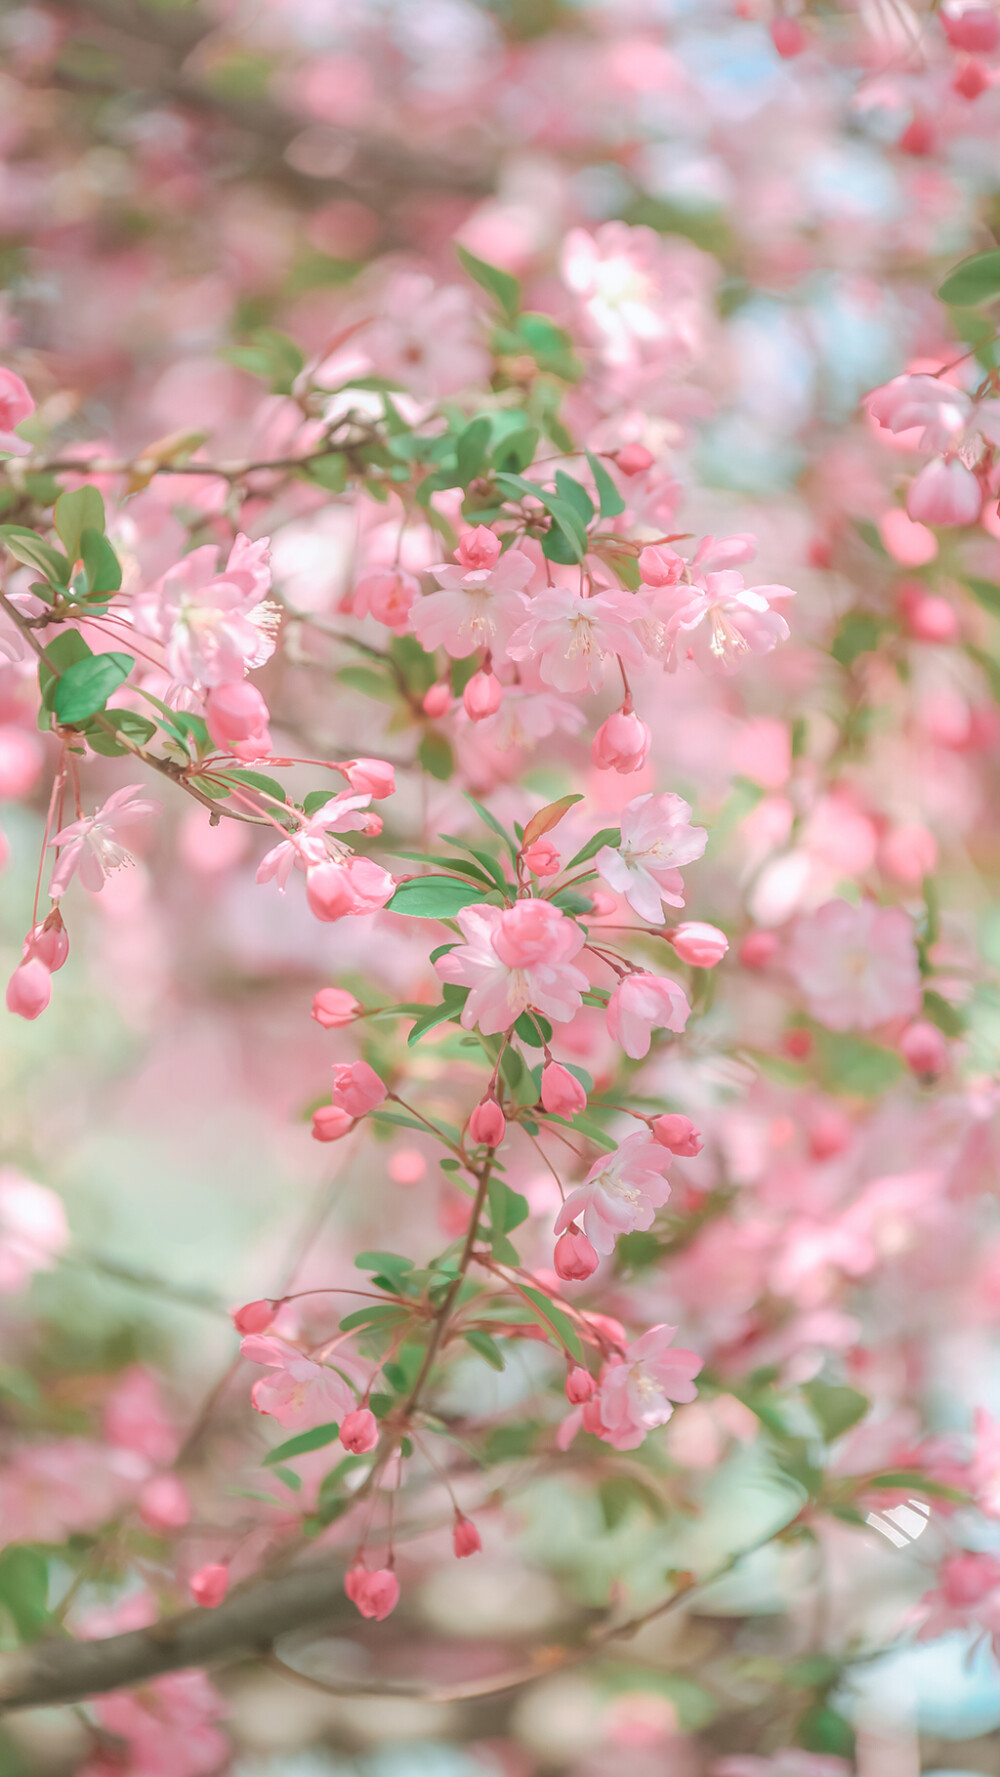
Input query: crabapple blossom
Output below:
<box><xmin>521</xmin><ymin>837</ymin><xmax>560</xmax><ymax>875</ymax></box>
<box><xmin>452</xmin><ymin>1515</ymin><xmax>482</xmax><ymax>1557</ymax></box>
<box><xmin>507</xmin><ymin>586</ymin><xmax>647</xmax><ymax>694</ymax></box>
<box><xmin>189</xmin><ymin>1564</ymin><xmax>229</xmax><ymax>1609</ymax></box>
<box><xmin>899</xmin><ymin>1019</ymin><xmax>948</xmax><ymax>1076</ymax></box>
<box><xmin>204</xmin><ymin>681</ymin><xmax>272</xmax><ymax>759</ymax></box>
<box><xmin>554</xmin><ymin>1227</ymin><xmax>600</xmax><ymax>1281</ymax></box>
<box><xmin>668</xmin><ymin>921</ymin><xmax>729</xmax><ymax>966</ymax></box>
<box><xmin>132</xmin><ymin>534</ymin><xmax>276</xmax><ymax>688</ymax></box>
<box><xmin>906</xmin><ymin>455</ymin><xmax>982</xmax><ymax>525</ymax></box>
<box><xmin>329</xmin><ymin>1061</ymin><xmax>386</xmax><ymax>1117</ymax></box>
<box><xmin>410</xmin><ymin>538</ymin><xmax>532</xmax><ymax>656</ymax></box>
<box><xmin>231</xmin><ymin>1300</ymin><xmax>276</xmax><ymax>1335</ymax></box>
<box><xmin>596</xmin><ymin>793</ymin><xmax>707</xmax><ymax>922</ymax></box>
<box><xmin>787</xmin><ymin>899</ymin><xmax>922</xmax><ymax>1031</ymax></box>
<box><xmin>664</xmin><ymin>540</ymin><xmax>795</xmax><ymax>675</ymax></box>
<box><xmin>540</xmin><ymin>1061</ymin><xmax>587</xmax><ymax>1117</ymax></box>
<box><xmin>5</xmin><ymin>957</ymin><xmax>51</xmax><ymax>1020</ymax></box>
<box><xmin>242</xmin><ymin>1334</ymin><xmax>357</xmax><ymax>1429</ymax></box>
<box><xmin>351</xmin><ymin>566</ymin><xmax>419</xmax><ymax>631</ymax></box>
<box><xmin>463</xmin><ymin>667</ymin><xmax>502</xmax><ymax>720</ymax></box>
<box><xmin>312</xmin><ymin>1105</ymin><xmax>353</xmax><ymax>1142</ymax></box>
<box><xmin>48</xmin><ymin>785</ymin><xmax>161</xmax><ymax>898</ymax></box>
<box><xmin>651</xmin><ymin>1115</ymin><xmax>703</xmax><ymax>1157</ymax></box>
<box><xmin>468</xmin><ymin>1096</ymin><xmax>506</xmax><ymax>1146</ymax></box>
<box><xmin>606</xmin><ymin>971</ymin><xmax>691</xmax><ymax>1059</ymax></box>
<box><xmin>340</xmin><ymin>1407</ymin><xmax>378</xmax><ymax>1453</ymax></box>
<box><xmin>554</xmin><ymin>1133</ymin><xmax>672</xmax><ymax>1255</ymax></box>
<box><xmin>435</xmin><ymin>900</ymin><xmax>589</xmax><ymax>1034</ymax></box>
<box><xmin>311</xmin><ymin>987</ymin><xmax>362</xmax><ymax>1027</ymax></box>
<box><xmin>591</xmin><ymin>705</ymin><xmax>652</xmax><ymax>773</ymax></box>
<box><xmin>339</xmin><ymin>758</ymin><xmax>396</xmax><ymax>798</ymax></box>
<box><xmin>304</xmin><ymin>855</ymin><xmax>395</xmax><ymax>922</ymax></box>
<box><xmin>588</xmin><ymin>1325</ymin><xmax>702</xmax><ymax>1451</ymax></box>
<box><xmin>255</xmin><ymin>794</ymin><xmax>379</xmax><ymax>891</ymax></box>
<box><xmin>0</xmin><ymin>1168</ymin><xmax>69</xmax><ymax>1292</ymax></box>
<box><xmin>0</xmin><ymin>368</ymin><xmax>34</xmax><ymax>456</ymax></box>
<box><xmin>344</xmin><ymin>1564</ymin><xmax>399</xmax><ymax>1622</ymax></box>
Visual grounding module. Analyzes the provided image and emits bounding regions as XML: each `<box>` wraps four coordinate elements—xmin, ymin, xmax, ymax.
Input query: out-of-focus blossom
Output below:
<box><xmin>787</xmin><ymin>899</ymin><xmax>921</xmax><ymax>1031</ymax></box>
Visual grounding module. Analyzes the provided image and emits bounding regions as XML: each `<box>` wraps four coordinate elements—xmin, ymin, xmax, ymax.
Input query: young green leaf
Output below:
<box><xmin>465</xmin><ymin>1329</ymin><xmax>506</xmax><ymax>1371</ymax></box>
<box><xmin>54</xmin><ymin>486</ymin><xmax>106</xmax><ymax>558</ymax></box>
<box><xmin>586</xmin><ymin>450</ymin><xmax>627</xmax><ymax>518</ymax></box>
<box><xmin>456</xmin><ymin>244</ymin><xmax>521</xmax><ymax>321</ymax></box>
<box><xmin>52</xmin><ymin>652</ymin><xmax>134</xmax><ymax>725</ymax></box>
<box><xmin>262</xmin><ymin>1422</ymin><xmax>341</xmax><ymax>1466</ymax></box>
<box><xmin>386</xmin><ymin>876</ymin><xmax>491</xmax><ymax>918</ymax></box>
<box><xmin>938</xmin><ymin>249</ymin><xmax>1000</xmax><ymax>306</ymax></box>
<box><xmin>0</xmin><ymin>525</ymin><xmax>71</xmax><ymax>588</ymax></box>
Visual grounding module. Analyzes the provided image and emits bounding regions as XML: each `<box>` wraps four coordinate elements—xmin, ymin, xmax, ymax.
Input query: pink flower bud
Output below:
<box><xmin>6</xmin><ymin>958</ymin><xmax>51</xmax><ymax>1021</ymax></box>
<box><xmin>345</xmin><ymin>1564</ymin><xmax>399</xmax><ymax>1621</ymax></box>
<box><xmin>138</xmin><ymin>1473</ymin><xmax>191</xmax><ymax>1531</ymax></box>
<box><xmin>615</xmin><ymin>443</ymin><xmax>654</xmax><ymax>476</ymax></box>
<box><xmin>0</xmin><ymin>726</ymin><xmax>42</xmax><ymax>798</ymax></box>
<box><xmin>457</xmin><ymin>525</ymin><xmax>501</xmax><ymax>570</ymax></box>
<box><xmin>591</xmin><ymin>707</ymin><xmax>651</xmax><ymax>774</ymax></box>
<box><xmin>522</xmin><ymin>837</ymin><xmax>560</xmax><ymax>876</ymax></box>
<box><xmin>469</xmin><ymin>1097</ymin><xmax>506</xmax><ymax>1147</ymax></box>
<box><xmin>422</xmin><ymin>682</ymin><xmax>452</xmax><ymax>717</ymax></box>
<box><xmin>954</xmin><ymin>55</ymin><xmax>991</xmax><ymax>97</ymax></box>
<box><xmin>231</xmin><ymin>1299</ymin><xmax>276</xmax><ymax>1334</ymax></box>
<box><xmin>652</xmin><ymin>1114</ymin><xmax>703</xmax><ymax>1156</ymax></box>
<box><xmin>25</xmin><ymin>913</ymin><xmax>69</xmax><ymax>972</ymax></box>
<box><xmin>540</xmin><ymin>1062</ymin><xmax>587</xmax><ymax>1118</ymax></box>
<box><xmin>341</xmin><ymin>757</ymin><xmax>395</xmax><ymax>799</ymax></box>
<box><xmin>943</xmin><ymin>5</ymin><xmax>1000</xmax><ymax>51</ymax></box>
<box><xmin>351</xmin><ymin>567</ymin><xmax>418</xmax><ymax>631</ymax></box>
<box><xmin>807</xmin><ymin>1107</ymin><xmax>853</xmax><ymax>1161</ymax></box>
<box><xmin>330</xmin><ymin>1061</ymin><xmax>387</xmax><ymax>1117</ymax></box>
<box><xmin>463</xmin><ymin>669</ymin><xmax>502</xmax><ymax>721</ymax></box>
<box><xmin>565</xmin><ymin>1366</ymin><xmax>595</xmax><ymax>1404</ymax></box>
<box><xmin>897</xmin><ymin>583</ymin><xmax>959</xmax><ymax>642</ymax></box>
<box><xmin>312</xmin><ymin>1104</ymin><xmax>353</xmax><ymax>1142</ymax></box>
<box><xmin>906</xmin><ymin>457</ymin><xmax>982</xmax><ymax>527</ymax></box>
<box><xmin>340</xmin><ymin>1407</ymin><xmax>379</xmax><ymax>1453</ymax></box>
<box><xmin>453</xmin><ymin>1514</ymin><xmax>482</xmax><ymax>1558</ymax></box>
<box><xmin>637</xmin><ymin>545</ymin><xmax>684</xmax><ymax>587</ymax></box>
<box><xmin>189</xmin><ymin>1563</ymin><xmax>229</xmax><ymax>1609</ymax></box>
<box><xmin>311</xmin><ymin>987</ymin><xmax>363</xmax><ymax>1028</ymax></box>
<box><xmin>770</xmin><ymin>16</ymin><xmax>807</xmax><ymax>55</ymax></box>
<box><xmin>878</xmin><ymin>508</ymin><xmax>938</xmax><ymax>566</ymax></box>
<box><xmin>305</xmin><ymin>857</ymin><xmax>395</xmax><ymax>921</ymax></box>
<box><xmin>900</xmin><ymin>1019</ymin><xmax>949</xmax><ymax>1077</ymax></box>
<box><xmin>205</xmin><ymin>682</ymin><xmax>272</xmax><ymax>760</ymax></box>
<box><xmin>739</xmin><ymin>930</ymin><xmax>778</xmax><ymax>969</ymax></box>
<box><xmin>667</xmin><ymin>922</ymin><xmax>729</xmax><ymax>968</ymax></box>
<box><xmin>554</xmin><ymin>1227</ymin><xmax>599</xmax><ymax>1281</ymax></box>
<box><xmin>880</xmin><ymin>823</ymin><xmax>938</xmax><ymax>886</ymax></box>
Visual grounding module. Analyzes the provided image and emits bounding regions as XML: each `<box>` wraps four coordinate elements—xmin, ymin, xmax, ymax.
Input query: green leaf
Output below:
<box><xmin>598</xmin><ymin>1473</ymin><xmax>666</xmax><ymax>1530</ymax></box>
<box><xmin>407</xmin><ymin>1000</ymin><xmax>465</xmax><ymax>1044</ymax></box>
<box><xmin>54</xmin><ymin>486</ymin><xmax>105</xmax><ymax>559</ymax></box>
<box><xmin>218</xmin><ymin>768</ymin><xmax>288</xmax><ymax>807</ymax></box>
<box><xmin>0</xmin><ymin>525</ymin><xmax>70</xmax><ymax>587</ymax></box>
<box><xmin>815</xmin><ymin>1029</ymin><xmax>902</xmax><ymax>1097</ymax></box>
<box><xmin>939</xmin><ymin>249</ymin><xmax>1000</xmax><ymax>306</ymax></box>
<box><xmin>339</xmin><ymin>664</ymin><xmax>395</xmax><ymax>701</ymax></box>
<box><xmin>0</xmin><ymin>1547</ymin><xmax>48</xmax><ymax>1642</ymax></box>
<box><xmin>490</xmin><ymin>427</ymin><xmax>539</xmax><ymax>474</ymax></box>
<box><xmin>798</xmin><ymin>1705</ymin><xmax>855</xmax><ymax>1760</ymax></box>
<box><xmin>262</xmin><ymin>1422</ymin><xmax>341</xmax><ymax>1466</ymax></box>
<box><xmin>456</xmin><ymin>243</ymin><xmax>521</xmax><ymax>321</ymax></box>
<box><xmin>339</xmin><ymin>1304</ymin><xmax>410</xmax><ymax>1333</ymax></box>
<box><xmin>305</xmin><ymin>452</ymin><xmax>348</xmax><ymax>492</ymax></box>
<box><xmin>802</xmin><ymin>1381</ymin><xmax>868</xmax><ymax>1441</ymax></box>
<box><xmin>866</xmin><ymin>1470</ymin><xmax>968</xmax><ymax>1500</ymax></box>
<box><xmin>488</xmin><ymin>1177</ymin><xmax>529</xmax><ymax>1239</ymax></box>
<box><xmin>514</xmin><ymin>312</ymin><xmax>582</xmax><ymax>380</ymax></box>
<box><xmin>52</xmin><ymin>652</ymin><xmax>133</xmax><ymax>724</ymax></box>
<box><xmin>80</xmin><ymin>528</ymin><xmax>122</xmax><ymax>595</ymax></box>
<box><xmin>418</xmin><ymin>730</ymin><xmax>454</xmax><ymax>781</ymax></box>
<box><xmin>495</xmin><ymin>472</ymin><xmax>588</xmax><ymax>561</ymax></box>
<box><xmin>37</xmin><ymin>630</ymin><xmax>93</xmax><ymax>719</ymax></box>
<box><xmin>964</xmin><ymin>575</ymin><xmax>1000</xmax><ymax>618</ymax></box>
<box><xmin>566</xmin><ymin>826</ymin><xmax>620</xmax><ymax>869</ymax></box>
<box><xmin>455</xmin><ymin>416</ymin><xmax>492</xmax><ymax>486</ymax></box>
<box><xmin>83</xmin><ymin>708</ymin><xmax>157</xmax><ymax>756</ymax></box>
<box><xmin>272</xmin><ymin>1465</ymin><xmax>302</xmax><ymax>1491</ymax></box>
<box><xmin>223</xmin><ymin>327</ymin><xmax>304</xmax><ymax>394</ymax></box>
<box><xmin>516</xmin><ymin>1283</ymin><xmax>583</xmax><ymax>1361</ymax></box>
<box><xmin>586</xmin><ymin>450</ymin><xmax>626</xmax><ymax>518</ymax></box>
<box><xmin>832</xmin><ymin>611</ymin><xmax>882</xmax><ymax>669</ymax></box>
<box><xmin>554</xmin><ymin>470</ymin><xmax>594</xmax><ymax>526</ymax></box>
<box><xmin>921</xmin><ymin>987</ymin><xmax>964</xmax><ymax>1036</ymax></box>
<box><xmin>387</xmin><ymin>876</ymin><xmax>491</xmax><ymax>919</ymax></box>
<box><xmin>463</xmin><ymin>793</ymin><xmax>517</xmax><ymax>858</ymax></box>
<box><xmin>465</xmin><ymin>1330</ymin><xmax>506</xmax><ymax>1371</ymax></box>
<box><xmin>354</xmin><ymin>1251</ymin><xmax>414</xmax><ymax>1294</ymax></box>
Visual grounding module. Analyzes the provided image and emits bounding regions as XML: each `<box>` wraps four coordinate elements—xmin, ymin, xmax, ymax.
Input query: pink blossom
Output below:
<box><xmin>554</xmin><ymin>1227</ymin><xmax>600</xmax><ymax>1280</ymax></box>
<box><xmin>87</xmin><ymin>1670</ymin><xmax>228</xmax><ymax>1777</ymax></box>
<box><xmin>787</xmin><ymin>899</ymin><xmax>922</xmax><ymax>1031</ymax></box>
<box><xmin>867</xmin><ymin>373</ymin><xmax>973</xmax><ymax>451</ymax></box>
<box><xmin>256</xmin><ymin>793</ymin><xmax>377</xmax><ymax>892</ymax></box>
<box><xmin>664</xmin><ymin>538</ymin><xmax>794</xmax><ymax>675</ymax></box>
<box><xmin>329</xmin><ymin>1060</ymin><xmax>386</xmax><ymax>1117</ymax></box>
<box><xmin>312</xmin><ymin>1105</ymin><xmax>353</xmax><ymax>1142</ymax></box>
<box><xmin>241</xmin><ymin>1333</ymin><xmax>357</xmax><ymax>1429</ymax></box>
<box><xmin>0</xmin><ymin>1439</ymin><xmax>141</xmax><ymax>1545</ymax></box>
<box><xmin>306</xmin><ymin>855</ymin><xmax>395</xmax><ymax>921</ymax></box>
<box><xmin>596</xmin><ymin>792</ymin><xmax>707</xmax><ymax>922</ymax></box>
<box><xmin>560</xmin><ymin>223</ymin><xmax>710</xmax><ymax>370</ymax></box>
<box><xmin>0</xmin><ymin>1168</ymin><xmax>68</xmax><ymax>1292</ymax></box>
<box><xmin>362</xmin><ymin>273</ymin><xmax>490</xmax><ymax>399</ymax></box>
<box><xmin>616</xmin><ymin>443</ymin><xmax>655</xmax><ymax>476</ymax></box>
<box><xmin>507</xmin><ymin>587</ymin><xmax>647</xmax><ymax>694</ymax></box>
<box><xmin>522</xmin><ymin>837</ymin><xmax>560</xmax><ymax>876</ymax></box>
<box><xmin>652</xmin><ymin>1115</ymin><xmax>703</xmax><ymax>1156</ymax></box>
<box><xmin>352</xmin><ymin>566</ymin><xmax>419</xmax><ymax>631</ymax></box>
<box><xmin>566</xmin><ymin>1366</ymin><xmax>595</xmax><ymax>1403</ymax></box>
<box><xmin>591</xmin><ymin>1324</ymin><xmax>702</xmax><ymax>1450</ymax></box>
<box><xmin>48</xmin><ymin>784</ymin><xmax>161</xmax><ymax>898</ymax></box>
<box><xmin>231</xmin><ymin>1300</ymin><xmax>275</xmax><ymax>1335</ymax></box>
<box><xmin>591</xmin><ymin>706</ymin><xmax>652</xmax><ymax>774</ymax></box>
<box><xmin>606</xmin><ymin>972</ymin><xmax>691</xmax><ymax>1059</ymax></box>
<box><xmin>103</xmin><ymin>1366</ymin><xmax>178</xmax><ymax>1466</ymax></box>
<box><xmin>540</xmin><ymin>1061</ymin><xmax>586</xmax><ymax>1117</ymax></box>
<box><xmin>906</xmin><ymin>455</ymin><xmax>982</xmax><ymax>525</ymax></box>
<box><xmin>469</xmin><ymin>1096</ymin><xmax>506</xmax><ymax>1146</ymax></box>
<box><xmin>0</xmin><ymin>368</ymin><xmax>34</xmax><ymax>456</ymax></box>
<box><xmin>555</xmin><ymin>1132</ymin><xmax>672</xmax><ymax>1254</ymax></box>
<box><xmin>917</xmin><ymin>1551</ymin><xmax>1000</xmax><ymax>1654</ymax></box>
<box><xmin>899</xmin><ymin>1019</ymin><xmax>948</xmax><ymax>1076</ymax></box>
<box><xmin>132</xmin><ymin>533</ymin><xmax>277</xmax><ymax>689</ymax></box>
<box><xmin>410</xmin><ymin>545</ymin><xmax>533</xmax><ymax>657</ymax></box>
<box><xmin>435</xmin><ymin>900</ymin><xmax>589</xmax><ymax>1034</ymax></box>
<box><xmin>5</xmin><ymin>957</ymin><xmax>51</xmax><ymax>1020</ymax></box>
<box><xmin>668</xmin><ymin>921</ymin><xmax>729</xmax><ymax>967</ymax></box>
<box><xmin>344</xmin><ymin>1563</ymin><xmax>399</xmax><ymax>1621</ymax></box>
<box><xmin>463</xmin><ymin>668</ymin><xmax>502</xmax><ymax>720</ymax></box>
<box><xmin>943</xmin><ymin>5</ymin><xmax>1000</xmax><ymax>51</ymax></box>
<box><xmin>340</xmin><ymin>757</ymin><xmax>395</xmax><ymax>799</ymax></box>
<box><xmin>138</xmin><ymin>1472</ymin><xmax>191</xmax><ymax>1531</ymax></box>
<box><xmin>312</xmin><ymin>987</ymin><xmax>363</xmax><ymax>1028</ymax></box>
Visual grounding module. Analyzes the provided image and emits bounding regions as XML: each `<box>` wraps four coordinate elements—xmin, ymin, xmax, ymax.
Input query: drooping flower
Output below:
<box><xmin>591</xmin><ymin>706</ymin><xmax>651</xmax><ymax>774</ymax></box>
<box><xmin>664</xmin><ymin>535</ymin><xmax>794</xmax><ymax>675</ymax></box>
<box><xmin>589</xmin><ymin>1324</ymin><xmax>702</xmax><ymax>1450</ymax></box>
<box><xmin>241</xmin><ymin>1334</ymin><xmax>358</xmax><ymax>1430</ymax></box>
<box><xmin>410</xmin><ymin>540</ymin><xmax>533</xmax><ymax>658</ymax></box>
<box><xmin>255</xmin><ymin>794</ymin><xmax>379</xmax><ymax>892</ymax></box>
<box><xmin>48</xmin><ymin>784</ymin><xmax>161</xmax><ymax>898</ymax></box>
<box><xmin>507</xmin><ymin>587</ymin><xmax>647</xmax><ymax>694</ymax></box>
<box><xmin>329</xmin><ymin>1060</ymin><xmax>386</xmax><ymax>1117</ymax></box>
<box><xmin>435</xmin><ymin>900</ymin><xmax>589</xmax><ymax>1034</ymax></box>
<box><xmin>132</xmin><ymin>534</ymin><xmax>277</xmax><ymax>689</ymax></box>
<box><xmin>554</xmin><ymin>1133</ymin><xmax>672</xmax><ymax>1255</ymax></box>
<box><xmin>787</xmin><ymin>898</ymin><xmax>922</xmax><ymax>1031</ymax></box>
<box><xmin>0</xmin><ymin>368</ymin><xmax>35</xmax><ymax>457</ymax></box>
<box><xmin>305</xmin><ymin>855</ymin><xmax>395</xmax><ymax>922</ymax></box>
<box><xmin>606</xmin><ymin>971</ymin><xmax>691</xmax><ymax>1059</ymax></box>
<box><xmin>344</xmin><ymin>1563</ymin><xmax>399</xmax><ymax>1621</ymax></box>
<box><xmin>596</xmin><ymin>792</ymin><xmax>707</xmax><ymax>922</ymax></box>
